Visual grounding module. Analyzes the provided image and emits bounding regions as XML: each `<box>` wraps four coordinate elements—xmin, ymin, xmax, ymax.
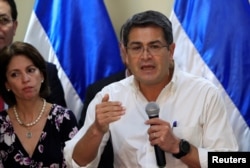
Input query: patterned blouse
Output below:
<box><xmin>0</xmin><ymin>104</ymin><xmax>78</xmax><ymax>168</ymax></box>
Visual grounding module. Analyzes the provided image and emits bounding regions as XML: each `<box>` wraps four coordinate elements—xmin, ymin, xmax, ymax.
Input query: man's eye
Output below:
<box><xmin>0</xmin><ymin>16</ymin><xmax>11</xmax><ymax>24</ymax></box>
<box><xmin>150</xmin><ymin>45</ymin><xmax>161</xmax><ymax>49</ymax></box>
<box><xmin>131</xmin><ymin>46</ymin><xmax>142</xmax><ymax>51</ymax></box>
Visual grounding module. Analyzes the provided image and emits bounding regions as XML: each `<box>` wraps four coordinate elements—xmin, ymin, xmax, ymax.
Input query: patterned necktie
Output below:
<box><xmin>0</xmin><ymin>96</ymin><xmax>4</xmax><ymax>111</ymax></box>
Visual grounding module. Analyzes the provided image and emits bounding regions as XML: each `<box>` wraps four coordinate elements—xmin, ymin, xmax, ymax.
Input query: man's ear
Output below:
<box><xmin>119</xmin><ymin>42</ymin><xmax>127</xmax><ymax>64</ymax></box>
<box><xmin>13</xmin><ymin>20</ymin><xmax>18</xmax><ymax>36</ymax></box>
<box><xmin>169</xmin><ymin>43</ymin><xmax>175</xmax><ymax>60</ymax></box>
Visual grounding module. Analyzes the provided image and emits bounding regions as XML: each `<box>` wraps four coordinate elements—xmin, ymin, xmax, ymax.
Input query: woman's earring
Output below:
<box><xmin>7</xmin><ymin>88</ymin><xmax>10</xmax><ymax>92</ymax></box>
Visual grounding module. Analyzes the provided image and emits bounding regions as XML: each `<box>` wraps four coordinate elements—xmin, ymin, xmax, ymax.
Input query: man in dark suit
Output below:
<box><xmin>0</xmin><ymin>0</ymin><xmax>66</xmax><ymax>110</ymax></box>
<box><xmin>46</xmin><ymin>62</ymin><xmax>66</xmax><ymax>106</ymax></box>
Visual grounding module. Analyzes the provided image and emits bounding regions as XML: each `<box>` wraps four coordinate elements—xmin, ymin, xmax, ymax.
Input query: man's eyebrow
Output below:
<box><xmin>0</xmin><ymin>14</ymin><xmax>9</xmax><ymax>17</ymax></box>
<box><xmin>128</xmin><ymin>41</ymin><xmax>142</xmax><ymax>45</ymax></box>
<box><xmin>148</xmin><ymin>40</ymin><xmax>162</xmax><ymax>45</ymax></box>
<box><xmin>130</xmin><ymin>41</ymin><xmax>162</xmax><ymax>45</ymax></box>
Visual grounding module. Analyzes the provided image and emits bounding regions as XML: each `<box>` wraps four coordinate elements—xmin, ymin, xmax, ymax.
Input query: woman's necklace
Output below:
<box><xmin>26</xmin><ymin>127</ymin><xmax>32</xmax><ymax>139</ymax></box>
<box><xmin>13</xmin><ymin>98</ymin><xmax>46</xmax><ymax>138</ymax></box>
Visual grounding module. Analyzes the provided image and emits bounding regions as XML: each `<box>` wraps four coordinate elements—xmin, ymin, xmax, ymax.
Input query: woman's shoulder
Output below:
<box><xmin>0</xmin><ymin>110</ymin><xmax>12</xmax><ymax>135</ymax></box>
<box><xmin>47</xmin><ymin>104</ymin><xmax>78</xmax><ymax>134</ymax></box>
<box><xmin>48</xmin><ymin>104</ymin><xmax>76</xmax><ymax>121</ymax></box>
<box><xmin>49</xmin><ymin>104</ymin><xmax>72</xmax><ymax>114</ymax></box>
<box><xmin>0</xmin><ymin>110</ymin><xmax>8</xmax><ymax>118</ymax></box>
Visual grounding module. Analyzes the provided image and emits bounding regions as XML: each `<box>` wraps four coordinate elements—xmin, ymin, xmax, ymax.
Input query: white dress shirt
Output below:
<box><xmin>64</xmin><ymin>64</ymin><xmax>238</xmax><ymax>168</ymax></box>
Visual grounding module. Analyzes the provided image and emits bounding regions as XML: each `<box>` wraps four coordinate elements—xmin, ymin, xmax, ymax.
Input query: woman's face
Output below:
<box><xmin>5</xmin><ymin>55</ymin><xmax>44</xmax><ymax>101</ymax></box>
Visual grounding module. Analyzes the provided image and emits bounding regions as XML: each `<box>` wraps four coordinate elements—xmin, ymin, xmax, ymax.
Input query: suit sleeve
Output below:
<box><xmin>46</xmin><ymin>62</ymin><xmax>67</xmax><ymax>107</ymax></box>
<box><xmin>78</xmin><ymin>85</ymin><xmax>96</xmax><ymax>128</ymax></box>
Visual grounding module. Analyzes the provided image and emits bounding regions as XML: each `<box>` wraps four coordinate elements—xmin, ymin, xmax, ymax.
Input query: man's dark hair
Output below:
<box><xmin>4</xmin><ymin>0</ymin><xmax>18</xmax><ymax>20</ymax></box>
<box><xmin>122</xmin><ymin>10</ymin><xmax>173</xmax><ymax>47</ymax></box>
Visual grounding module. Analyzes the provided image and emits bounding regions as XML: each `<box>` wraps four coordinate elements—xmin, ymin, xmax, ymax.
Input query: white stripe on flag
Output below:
<box><xmin>24</xmin><ymin>11</ymin><xmax>83</xmax><ymax>119</ymax></box>
<box><xmin>170</xmin><ymin>11</ymin><xmax>250</xmax><ymax>151</ymax></box>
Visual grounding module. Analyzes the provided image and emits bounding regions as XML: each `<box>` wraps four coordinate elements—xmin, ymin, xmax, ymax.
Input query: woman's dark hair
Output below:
<box><xmin>122</xmin><ymin>10</ymin><xmax>173</xmax><ymax>47</ymax></box>
<box><xmin>0</xmin><ymin>41</ymin><xmax>50</xmax><ymax>106</ymax></box>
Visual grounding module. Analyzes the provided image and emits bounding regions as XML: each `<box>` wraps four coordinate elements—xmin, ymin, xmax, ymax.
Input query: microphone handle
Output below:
<box><xmin>149</xmin><ymin>115</ymin><xmax>166</xmax><ymax>167</ymax></box>
<box><xmin>154</xmin><ymin>145</ymin><xmax>166</xmax><ymax>167</ymax></box>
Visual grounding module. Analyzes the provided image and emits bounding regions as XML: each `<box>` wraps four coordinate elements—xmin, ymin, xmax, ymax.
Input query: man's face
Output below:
<box><xmin>0</xmin><ymin>1</ymin><xmax>17</xmax><ymax>50</ymax></box>
<box><xmin>124</xmin><ymin>25</ymin><xmax>175</xmax><ymax>87</ymax></box>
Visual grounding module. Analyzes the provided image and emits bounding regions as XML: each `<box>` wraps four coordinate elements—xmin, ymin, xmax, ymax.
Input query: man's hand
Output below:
<box><xmin>146</xmin><ymin>118</ymin><xmax>180</xmax><ymax>154</ymax></box>
<box><xmin>94</xmin><ymin>94</ymin><xmax>125</xmax><ymax>134</ymax></box>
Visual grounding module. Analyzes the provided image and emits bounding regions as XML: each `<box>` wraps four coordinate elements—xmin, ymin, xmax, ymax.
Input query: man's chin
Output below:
<box><xmin>0</xmin><ymin>43</ymin><xmax>7</xmax><ymax>50</ymax></box>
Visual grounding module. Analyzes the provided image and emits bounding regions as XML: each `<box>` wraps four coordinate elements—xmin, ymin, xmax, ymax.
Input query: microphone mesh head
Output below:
<box><xmin>145</xmin><ymin>102</ymin><xmax>159</xmax><ymax>117</ymax></box>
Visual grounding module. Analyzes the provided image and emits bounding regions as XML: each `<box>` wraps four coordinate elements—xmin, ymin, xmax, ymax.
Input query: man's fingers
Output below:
<box><xmin>101</xmin><ymin>94</ymin><xmax>109</xmax><ymax>102</ymax></box>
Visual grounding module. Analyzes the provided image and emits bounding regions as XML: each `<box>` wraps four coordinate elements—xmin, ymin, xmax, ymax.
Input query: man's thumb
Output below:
<box><xmin>102</xmin><ymin>94</ymin><xmax>109</xmax><ymax>102</ymax></box>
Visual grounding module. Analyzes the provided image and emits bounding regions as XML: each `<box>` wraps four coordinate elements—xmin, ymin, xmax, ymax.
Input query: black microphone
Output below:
<box><xmin>146</xmin><ymin>102</ymin><xmax>166</xmax><ymax>168</ymax></box>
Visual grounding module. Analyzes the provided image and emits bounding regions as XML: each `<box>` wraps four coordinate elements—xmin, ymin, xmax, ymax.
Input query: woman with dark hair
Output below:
<box><xmin>0</xmin><ymin>41</ymin><xmax>78</xmax><ymax>167</ymax></box>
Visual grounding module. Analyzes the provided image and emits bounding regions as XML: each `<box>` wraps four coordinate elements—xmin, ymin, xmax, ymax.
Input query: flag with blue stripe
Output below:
<box><xmin>170</xmin><ymin>0</ymin><xmax>250</xmax><ymax>150</ymax></box>
<box><xmin>24</xmin><ymin>0</ymin><xmax>124</xmax><ymax>119</ymax></box>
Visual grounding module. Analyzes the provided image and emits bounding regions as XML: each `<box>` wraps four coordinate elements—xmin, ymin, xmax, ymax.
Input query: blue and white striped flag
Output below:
<box><xmin>24</xmin><ymin>0</ymin><xmax>124</xmax><ymax>120</ymax></box>
<box><xmin>170</xmin><ymin>0</ymin><xmax>250</xmax><ymax>150</ymax></box>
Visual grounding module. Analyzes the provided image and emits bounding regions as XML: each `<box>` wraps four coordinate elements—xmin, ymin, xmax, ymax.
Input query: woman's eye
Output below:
<box><xmin>10</xmin><ymin>72</ymin><xmax>19</xmax><ymax>78</ymax></box>
<box><xmin>27</xmin><ymin>67</ymin><xmax>36</xmax><ymax>73</ymax></box>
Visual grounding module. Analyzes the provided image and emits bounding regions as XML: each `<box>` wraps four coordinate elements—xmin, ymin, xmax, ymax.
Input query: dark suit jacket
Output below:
<box><xmin>46</xmin><ymin>62</ymin><xmax>67</xmax><ymax>107</ymax></box>
<box><xmin>79</xmin><ymin>70</ymin><xmax>126</xmax><ymax>168</ymax></box>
